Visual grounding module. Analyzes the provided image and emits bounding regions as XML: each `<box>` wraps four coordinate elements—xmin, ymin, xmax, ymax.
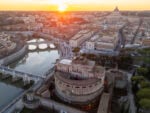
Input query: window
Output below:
<box><xmin>75</xmin><ymin>86</ymin><xmax>80</xmax><ymax>88</ymax></box>
<box><xmin>66</xmin><ymin>85</ymin><xmax>70</xmax><ymax>87</ymax></box>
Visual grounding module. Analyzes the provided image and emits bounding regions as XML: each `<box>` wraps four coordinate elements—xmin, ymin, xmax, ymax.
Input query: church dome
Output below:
<box><xmin>114</xmin><ymin>6</ymin><xmax>119</xmax><ymax>12</ymax></box>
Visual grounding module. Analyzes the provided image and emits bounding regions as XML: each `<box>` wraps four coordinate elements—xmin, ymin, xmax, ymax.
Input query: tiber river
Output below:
<box><xmin>0</xmin><ymin>38</ymin><xmax>60</xmax><ymax>110</ymax></box>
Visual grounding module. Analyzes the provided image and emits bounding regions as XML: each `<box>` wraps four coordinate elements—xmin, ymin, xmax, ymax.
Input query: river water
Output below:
<box><xmin>9</xmin><ymin>49</ymin><xmax>59</xmax><ymax>76</ymax></box>
<box><xmin>0</xmin><ymin>82</ymin><xmax>23</xmax><ymax>110</ymax></box>
<box><xmin>0</xmin><ymin>38</ymin><xmax>60</xmax><ymax>110</ymax></box>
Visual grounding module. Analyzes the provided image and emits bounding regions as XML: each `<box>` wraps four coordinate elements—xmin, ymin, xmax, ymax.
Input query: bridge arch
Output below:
<box><xmin>27</xmin><ymin>41</ymin><xmax>57</xmax><ymax>51</ymax></box>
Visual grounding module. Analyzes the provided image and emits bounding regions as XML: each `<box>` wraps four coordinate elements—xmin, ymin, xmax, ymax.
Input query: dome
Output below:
<box><xmin>114</xmin><ymin>6</ymin><xmax>119</xmax><ymax>12</ymax></box>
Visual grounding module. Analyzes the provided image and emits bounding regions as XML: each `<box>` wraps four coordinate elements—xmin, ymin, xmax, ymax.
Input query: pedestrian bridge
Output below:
<box><xmin>0</xmin><ymin>66</ymin><xmax>45</xmax><ymax>83</ymax></box>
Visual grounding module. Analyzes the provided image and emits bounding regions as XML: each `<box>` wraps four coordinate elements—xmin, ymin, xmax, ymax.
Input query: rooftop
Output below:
<box><xmin>59</xmin><ymin>59</ymin><xmax>72</xmax><ymax>65</ymax></box>
<box><xmin>59</xmin><ymin>58</ymin><xmax>96</xmax><ymax>66</ymax></box>
<box><xmin>55</xmin><ymin>71</ymin><xmax>100</xmax><ymax>85</ymax></box>
<box><xmin>72</xmin><ymin>57</ymin><xmax>96</xmax><ymax>66</ymax></box>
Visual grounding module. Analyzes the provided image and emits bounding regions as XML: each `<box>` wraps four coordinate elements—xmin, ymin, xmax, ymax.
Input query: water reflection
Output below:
<box><xmin>39</xmin><ymin>44</ymin><xmax>48</xmax><ymax>50</ymax></box>
<box><xmin>50</xmin><ymin>44</ymin><xmax>55</xmax><ymax>48</ymax></box>
<box><xmin>10</xmin><ymin>50</ymin><xmax>59</xmax><ymax>76</ymax></box>
<box><xmin>0</xmin><ymin>38</ymin><xmax>59</xmax><ymax>111</ymax></box>
<box><xmin>28</xmin><ymin>45</ymin><xmax>37</xmax><ymax>50</ymax></box>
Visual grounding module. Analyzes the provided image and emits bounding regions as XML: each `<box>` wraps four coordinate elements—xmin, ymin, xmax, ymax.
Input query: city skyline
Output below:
<box><xmin>0</xmin><ymin>0</ymin><xmax>150</xmax><ymax>11</ymax></box>
<box><xmin>0</xmin><ymin>1</ymin><xmax>150</xmax><ymax>113</ymax></box>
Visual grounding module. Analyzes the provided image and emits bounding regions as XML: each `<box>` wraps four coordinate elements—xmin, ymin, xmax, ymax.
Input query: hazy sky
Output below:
<box><xmin>0</xmin><ymin>0</ymin><xmax>150</xmax><ymax>11</ymax></box>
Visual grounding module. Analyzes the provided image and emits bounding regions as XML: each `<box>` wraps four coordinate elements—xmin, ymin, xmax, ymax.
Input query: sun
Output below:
<box><xmin>49</xmin><ymin>0</ymin><xmax>68</xmax><ymax>12</ymax></box>
<box><xmin>58</xmin><ymin>4</ymin><xmax>67</xmax><ymax>12</ymax></box>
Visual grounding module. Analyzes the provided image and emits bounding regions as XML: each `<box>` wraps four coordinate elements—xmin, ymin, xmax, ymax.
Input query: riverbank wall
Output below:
<box><xmin>0</xmin><ymin>45</ymin><xmax>28</xmax><ymax>66</ymax></box>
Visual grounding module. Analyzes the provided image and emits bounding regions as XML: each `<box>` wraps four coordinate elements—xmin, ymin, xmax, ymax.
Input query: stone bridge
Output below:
<box><xmin>27</xmin><ymin>41</ymin><xmax>56</xmax><ymax>45</ymax></box>
<box><xmin>0</xmin><ymin>66</ymin><xmax>45</xmax><ymax>83</ymax></box>
<box><xmin>0</xmin><ymin>65</ymin><xmax>56</xmax><ymax>113</ymax></box>
<box><xmin>27</xmin><ymin>41</ymin><xmax>58</xmax><ymax>50</ymax></box>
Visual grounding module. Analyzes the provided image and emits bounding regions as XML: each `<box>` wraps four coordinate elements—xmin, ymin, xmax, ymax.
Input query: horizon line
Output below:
<box><xmin>0</xmin><ymin>9</ymin><xmax>150</xmax><ymax>12</ymax></box>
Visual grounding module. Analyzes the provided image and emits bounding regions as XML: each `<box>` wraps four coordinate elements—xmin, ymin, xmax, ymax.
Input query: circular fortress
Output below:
<box><xmin>54</xmin><ymin>58</ymin><xmax>105</xmax><ymax>104</ymax></box>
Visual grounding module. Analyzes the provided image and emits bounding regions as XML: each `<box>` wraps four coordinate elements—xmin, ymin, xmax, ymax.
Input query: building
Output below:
<box><xmin>106</xmin><ymin>7</ymin><xmax>123</xmax><ymax>20</ymax></box>
<box><xmin>0</xmin><ymin>32</ymin><xmax>16</xmax><ymax>55</ymax></box>
<box><xmin>86</xmin><ymin>41</ymin><xmax>95</xmax><ymax>50</ymax></box>
<box><xmin>85</xmin><ymin>34</ymin><xmax>118</xmax><ymax>52</ymax></box>
<box><xmin>142</xmin><ymin>38</ymin><xmax>150</xmax><ymax>46</ymax></box>
<box><xmin>54</xmin><ymin>58</ymin><xmax>105</xmax><ymax>103</ymax></box>
<box><xmin>69</xmin><ymin>30</ymin><xmax>95</xmax><ymax>47</ymax></box>
<box><xmin>95</xmin><ymin>42</ymin><xmax>115</xmax><ymax>51</ymax></box>
<box><xmin>106</xmin><ymin>69</ymin><xmax>128</xmax><ymax>96</ymax></box>
<box><xmin>86</xmin><ymin>35</ymin><xmax>99</xmax><ymax>50</ymax></box>
<box><xmin>103</xmin><ymin>6</ymin><xmax>127</xmax><ymax>29</ymax></box>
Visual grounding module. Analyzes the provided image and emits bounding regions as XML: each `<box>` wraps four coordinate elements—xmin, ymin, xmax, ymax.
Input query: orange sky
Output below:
<box><xmin>0</xmin><ymin>0</ymin><xmax>150</xmax><ymax>11</ymax></box>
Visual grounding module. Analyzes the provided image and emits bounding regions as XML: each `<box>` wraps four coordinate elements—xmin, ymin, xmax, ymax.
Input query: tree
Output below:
<box><xmin>73</xmin><ymin>47</ymin><xmax>80</xmax><ymax>52</ymax></box>
<box><xmin>118</xmin><ymin>55</ymin><xmax>133</xmax><ymax>70</ymax></box>
<box><xmin>138</xmin><ymin>48</ymin><xmax>150</xmax><ymax>56</ymax></box>
<box><xmin>72</xmin><ymin>47</ymin><xmax>80</xmax><ymax>53</ymax></box>
<box><xmin>137</xmin><ymin>88</ymin><xmax>150</xmax><ymax>100</ymax></box>
<box><xmin>81</xmin><ymin>53</ymin><xmax>87</xmax><ymax>57</ymax></box>
<box><xmin>87</xmin><ymin>54</ymin><xmax>96</xmax><ymax>60</ymax></box>
<box><xmin>131</xmin><ymin>76</ymin><xmax>145</xmax><ymax>83</ymax></box>
<box><xmin>137</xmin><ymin>67</ymin><xmax>148</xmax><ymax>76</ymax></box>
<box><xmin>131</xmin><ymin>76</ymin><xmax>145</xmax><ymax>93</ymax></box>
<box><xmin>139</xmin><ymin>99</ymin><xmax>150</xmax><ymax>110</ymax></box>
<box><xmin>137</xmin><ymin>48</ymin><xmax>150</xmax><ymax>67</ymax></box>
<box><xmin>140</xmin><ymin>81</ymin><xmax>150</xmax><ymax>88</ymax></box>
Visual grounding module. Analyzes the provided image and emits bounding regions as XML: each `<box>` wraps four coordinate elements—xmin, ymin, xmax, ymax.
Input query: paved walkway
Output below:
<box><xmin>127</xmin><ymin>72</ymin><xmax>137</xmax><ymax>113</ymax></box>
<box><xmin>37</xmin><ymin>96</ymin><xmax>87</xmax><ymax>113</ymax></box>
